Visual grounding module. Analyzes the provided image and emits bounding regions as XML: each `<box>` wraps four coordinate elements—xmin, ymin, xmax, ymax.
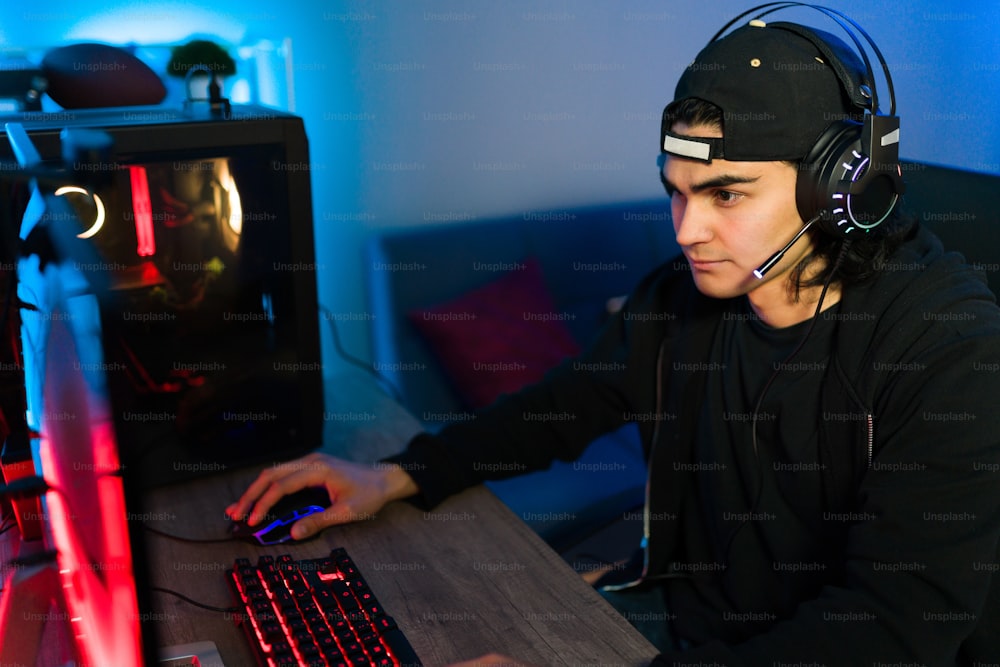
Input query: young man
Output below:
<box><xmin>228</xmin><ymin>12</ymin><xmax>1000</xmax><ymax>666</ymax></box>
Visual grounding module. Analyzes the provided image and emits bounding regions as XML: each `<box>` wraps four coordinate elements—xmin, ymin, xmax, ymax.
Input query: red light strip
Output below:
<box><xmin>128</xmin><ymin>165</ymin><xmax>156</xmax><ymax>257</ymax></box>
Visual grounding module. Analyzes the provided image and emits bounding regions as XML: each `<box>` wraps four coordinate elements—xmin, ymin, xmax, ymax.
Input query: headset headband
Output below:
<box><xmin>709</xmin><ymin>2</ymin><xmax>896</xmax><ymax>116</ymax></box>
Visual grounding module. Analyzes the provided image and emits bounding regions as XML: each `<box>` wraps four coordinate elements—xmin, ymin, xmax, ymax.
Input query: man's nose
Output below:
<box><xmin>672</xmin><ymin>196</ymin><xmax>712</xmax><ymax>246</ymax></box>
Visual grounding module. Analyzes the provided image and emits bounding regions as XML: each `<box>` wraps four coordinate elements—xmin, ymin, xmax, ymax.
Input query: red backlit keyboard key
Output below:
<box><xmin>227</xmin><ymin>549</ymin><xmax>422</xmax><ymax>666</ymax></box>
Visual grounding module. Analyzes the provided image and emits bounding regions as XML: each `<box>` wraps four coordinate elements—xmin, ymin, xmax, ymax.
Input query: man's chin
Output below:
<box><xmin>689</xmin><ymin>270</ymin><xmax>754</xmax><ymax>300</ymax></box>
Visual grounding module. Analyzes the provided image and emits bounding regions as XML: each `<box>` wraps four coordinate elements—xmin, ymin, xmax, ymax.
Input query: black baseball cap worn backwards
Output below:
<box><xmin>662</xmin><ymin>19</ymin><xmax>873</xmax><ymax>163</ymax></box>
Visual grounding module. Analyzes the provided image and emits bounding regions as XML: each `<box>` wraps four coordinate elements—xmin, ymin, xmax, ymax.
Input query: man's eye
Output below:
<box><xmin>715</xmin><ymin>190</ymin><xmax>743</xmax><ymax>205</ymax></box>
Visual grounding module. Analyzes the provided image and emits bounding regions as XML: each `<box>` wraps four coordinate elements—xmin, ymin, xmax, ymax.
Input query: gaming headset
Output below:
<box><xmin>663</xmin><ymin>3</ymin><xmax>905</xmax><ymax>266</ymax></box>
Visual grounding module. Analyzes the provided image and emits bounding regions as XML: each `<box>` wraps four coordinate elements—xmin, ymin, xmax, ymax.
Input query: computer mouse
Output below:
<box><xmin>228</xmin><ymin>486</ymin><xmax>332</xmax><ymax>546</ymax></box>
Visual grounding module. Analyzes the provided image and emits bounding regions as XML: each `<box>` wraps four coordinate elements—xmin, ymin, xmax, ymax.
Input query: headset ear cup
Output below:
<box><xmin>796</xmin><ymin>120</ymin><xmax>861</xmax><ymax>236</ymax></box>
<box><xmin>796</xmin><ymin>119</ymin><xmax>901</xmax><ymax>238</ymax></box>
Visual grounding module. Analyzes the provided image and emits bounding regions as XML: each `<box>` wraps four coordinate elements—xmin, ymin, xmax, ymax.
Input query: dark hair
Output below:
<box><xmin>663</xmin><ymin>97</ymin><xmax>912</xmax><ymax>299</ymax></box>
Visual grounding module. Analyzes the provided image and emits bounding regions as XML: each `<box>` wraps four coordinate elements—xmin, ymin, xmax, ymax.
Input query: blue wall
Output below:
<box><xmin>2</xmin><ymin>0</ymin><xmax>998</xmax><ymax>375</ymax></box>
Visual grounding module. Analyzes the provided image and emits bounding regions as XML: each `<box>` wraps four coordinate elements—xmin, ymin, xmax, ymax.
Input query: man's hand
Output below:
<box><xmin>225</xmin><ymin>452</ymin><xmax>419</xmax><ymax>539</ymax></box>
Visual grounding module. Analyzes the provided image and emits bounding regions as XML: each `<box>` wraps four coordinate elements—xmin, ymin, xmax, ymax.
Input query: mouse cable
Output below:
<box><xmin>0</xmin><ymin>478</ymin><xmax>233</xmax><ymax>545</ymax></box>
<box><xmin>319</xmin><ymin>304</ymin><xmax>405</xmax><ymax>404</ymax></box>
<box><xmin>149</xmin><ymin>586</ymin><xmax>240</xmax><ymax>613</ymax></box>
<box><xmin>141</xmin><ymin>522</ymin><xmax>236</xmax><ymax>544</ymax></box>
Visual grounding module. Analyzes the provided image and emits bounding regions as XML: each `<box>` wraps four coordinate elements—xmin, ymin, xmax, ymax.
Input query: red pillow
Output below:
<box><xmin>409</xmin><ymin>258</ymin><xmax>580</xmax><ymax>409</ymax></box>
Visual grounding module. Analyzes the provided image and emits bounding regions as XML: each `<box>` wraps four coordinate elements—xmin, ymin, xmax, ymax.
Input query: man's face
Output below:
<box><xmin>661</xmin><ymin>123</ymin><xmax>810</xmax><ymax>301</ymax></box>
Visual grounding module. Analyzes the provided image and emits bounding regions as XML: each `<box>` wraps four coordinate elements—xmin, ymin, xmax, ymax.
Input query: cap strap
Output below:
<box><xmin>661</xmin><ymin>130</ymin><xmax>725</xmax><ymax>162</ymax></box>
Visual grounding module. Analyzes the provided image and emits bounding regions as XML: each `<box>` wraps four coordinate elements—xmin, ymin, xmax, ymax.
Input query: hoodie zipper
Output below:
<box><xmin>866</xmin><ymin>413</ymin><xmax>874</xmax><ymax>469</ymax></box>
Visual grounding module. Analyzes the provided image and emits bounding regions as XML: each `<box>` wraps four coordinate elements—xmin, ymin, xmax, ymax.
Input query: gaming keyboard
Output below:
<box><xmin>228</xmin><ymin>548</ymin><xmax>422</xmax><ymax>666</ymax></box>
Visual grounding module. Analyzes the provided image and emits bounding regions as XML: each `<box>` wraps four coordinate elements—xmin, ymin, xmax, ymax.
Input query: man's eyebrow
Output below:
<box><xmin>662</xmin><ymin>173</ymin><xmax>761</xmax><ymax>195</ymax></box>
<box><xmin>690</xmin><ymin>174</ymin><xmax>760</xmax><ymax>193</ymax></box>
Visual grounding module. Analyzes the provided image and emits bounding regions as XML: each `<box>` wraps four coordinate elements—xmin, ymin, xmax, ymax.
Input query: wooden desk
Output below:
<box><xmin>143</xmin><ymin>373</ymin><xmax>657</xmax><ymax>666</ymax></box>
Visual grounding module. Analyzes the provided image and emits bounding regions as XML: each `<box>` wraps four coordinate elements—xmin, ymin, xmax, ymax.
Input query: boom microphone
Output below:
<box><xmin>752</xmin><ymin>214</ymin><xmax>821</xmax><ymax>279</ymax></box>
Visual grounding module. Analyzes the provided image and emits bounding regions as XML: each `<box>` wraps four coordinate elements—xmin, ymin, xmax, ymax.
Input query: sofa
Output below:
<box><xmin>364</xmin><ymin>161</ymin><xmax>1000</xmax><ymax>553</ymax></box>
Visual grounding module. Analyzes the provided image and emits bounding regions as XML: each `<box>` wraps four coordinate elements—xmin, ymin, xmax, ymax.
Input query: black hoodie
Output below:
<box><xmin>385</xmin><ymin>223</ymin><xmax>1000</xmax><ymax>666</ymax></box>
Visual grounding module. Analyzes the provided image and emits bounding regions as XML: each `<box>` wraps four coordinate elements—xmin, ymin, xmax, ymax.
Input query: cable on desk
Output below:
<box><xmin>150</xmin><ymin>586</ymin><xmax>240</xmax><ymax>613</ymax></box>
<box><xmin>0</xmin><ymin>516</ymin><xmax>17</xmax><ymax>536</ymax></box>
<box><xmin>141</xmin><ymin>522</ymin><xmax>236</xmax><ymax>544</ymax></box>
<box><xmin>319</xmin><ymin>304</ymin><xmax>404</xmax><ymax>404</ymax></box>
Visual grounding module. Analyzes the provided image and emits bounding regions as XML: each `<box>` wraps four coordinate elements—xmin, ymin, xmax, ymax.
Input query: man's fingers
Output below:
<box><xmin>290</xmin><ymin>506</ymin><xmax>339</xmax><ymax>540</ymax></box>
<box><xmin>291</xmin><ymin>502</ymin><xmax>374</xmax><ymax>540</ymax></box>
<box><xmin>229</xmin><ymin>455</ymin><xmax>335</xmax><ymax>524</ymax></box>
<box><xmin>227</xmin><ymin>465</ymin><xmax>295</xmax><ymax>520</ymax></box>
<box><xmin>246</xmin><ymin>474</ymin><xmax>317</xmax><ymax>525</ymax></box>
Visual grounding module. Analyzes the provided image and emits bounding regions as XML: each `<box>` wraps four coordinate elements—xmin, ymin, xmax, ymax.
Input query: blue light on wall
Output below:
<box><xmin>1</xmin><ymin>0</ymin><xmax>997</xmax><ymax>374</ymax></box>
<box><xmin>65</xmin><ymin>4</ymin><xmax>249</xmax><ymax>44</ymax></box>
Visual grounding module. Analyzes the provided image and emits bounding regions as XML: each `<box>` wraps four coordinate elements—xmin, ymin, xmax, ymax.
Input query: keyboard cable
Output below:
<box><xmin>149</xmin><ymin>586</ymin><xmax>239</xmax><ymax>613</ymax></box>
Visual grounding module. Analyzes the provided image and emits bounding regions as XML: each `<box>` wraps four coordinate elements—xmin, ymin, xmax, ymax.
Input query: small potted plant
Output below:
<box><xmin>167</xmin><ymin>39</ymin><xmax>236</xmax><ymax>112</ymax></box>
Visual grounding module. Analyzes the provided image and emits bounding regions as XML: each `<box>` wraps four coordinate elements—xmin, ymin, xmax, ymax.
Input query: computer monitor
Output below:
<box><xmin>0</xmin><ymin>104</ymin><xmax>324</xmax><ymax>663</ymax></box>
<box><xmin>31</xmin><ymin>210</ymin><xmax>149</xmax><ymax>663</ymax></box>
<box><xmin>2</xmin><ymin>104</ymin><xmax>324</xmax><ymax>487</ymax></box>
